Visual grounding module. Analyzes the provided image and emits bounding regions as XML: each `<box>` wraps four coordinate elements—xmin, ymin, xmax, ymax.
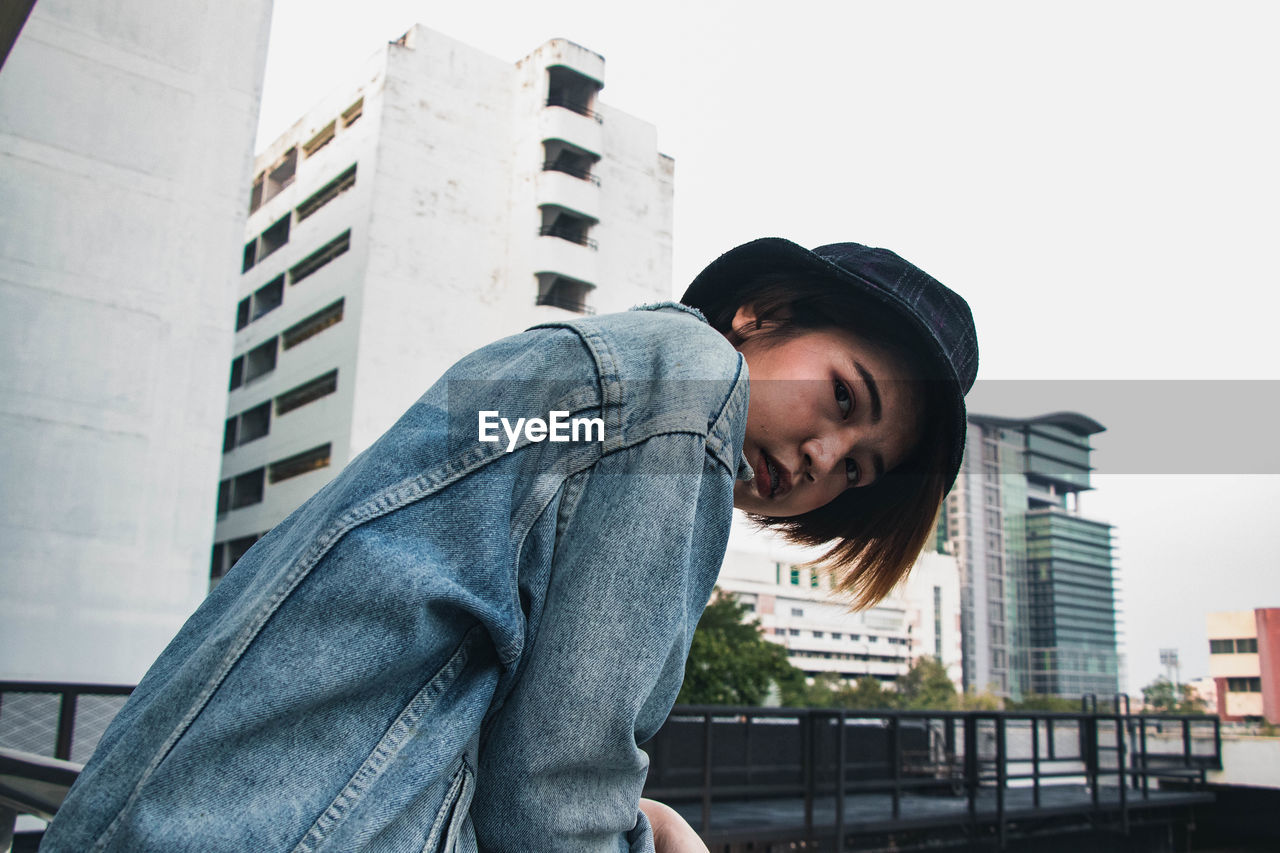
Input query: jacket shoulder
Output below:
<box><xmin>530</xmin><ymin>303</ymin><xmax>742</xmax><ymax>383</ymax></box>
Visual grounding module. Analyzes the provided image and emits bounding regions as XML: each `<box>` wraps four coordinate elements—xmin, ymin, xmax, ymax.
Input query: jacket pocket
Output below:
<box><xmin>422</xmin><ymin>757</ymin><xmax>475</xmax><ymax>853</ymax></box>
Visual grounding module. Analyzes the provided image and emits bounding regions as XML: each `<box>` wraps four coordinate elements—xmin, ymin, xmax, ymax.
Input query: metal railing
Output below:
<box><xmin>642</xmin><ymin>704</ymin><xmax>1221</xmax><ymax>850</ymax></box>
<box><xmin>0</xmin><ymin>682</ymin><xmax>133</xmax><ymax>763</ymax></box>
<box><xmin>536</xmin><ymin>225</ymin><xmax>598</xmax><ymax>250</ymax></box>
<box><xmin>541</xmin><ymin>160</ymin><xmax>600</xmax><ymax>186</ymax></box>
<box><xmin>535</xmin><ymin>291</ymin><xmax>595</xmax><ymax>314</ymax></box>
<box><xmin>545</xmin><ymin>93</ymin><xmax>603</xmax><ymax>123</ymax></box>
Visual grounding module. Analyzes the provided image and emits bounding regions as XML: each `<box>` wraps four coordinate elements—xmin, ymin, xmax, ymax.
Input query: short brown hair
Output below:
<box><xmin>707</xmin><ymin>273</ymin><xmax>953</xmax><ymax>610</ymax></box>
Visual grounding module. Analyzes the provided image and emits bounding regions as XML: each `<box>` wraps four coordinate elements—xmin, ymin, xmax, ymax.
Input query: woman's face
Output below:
<box><xmin>730</xmin><ymin>305</ymin><xmax>924</xmax><ymax>517</ymax></box>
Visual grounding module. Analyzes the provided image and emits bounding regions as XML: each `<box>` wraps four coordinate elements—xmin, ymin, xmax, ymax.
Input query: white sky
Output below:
<box><xmin>257</xmin><ymin>0</ymin><xmax>1280</xmax><ymax>695</ymax></box>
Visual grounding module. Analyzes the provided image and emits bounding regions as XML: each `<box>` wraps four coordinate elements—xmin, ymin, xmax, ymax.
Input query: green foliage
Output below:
<box><xmin>677</xmin><ymin>591</ymin><xmax>797</xmax><ymax>705</ymax></box>
<box><xmin>1141</xmin><ymin>677</ymin><xmax>1208</xmax><ymax>715</ymax></box>
<box><xmin>895</xmin><ymin>656</ymin><xmax>959</xmax><ymax>710</ymax></box>
<box><xmin>959</xmin><ymin>687</ymin><xmax>1004</xmax><ymax>711</ymax></box>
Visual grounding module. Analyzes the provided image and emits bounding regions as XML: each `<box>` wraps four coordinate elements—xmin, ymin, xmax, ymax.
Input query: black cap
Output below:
<box><xmin>681</xmin><ymin>237</ymin><xmax>978</xmax><ymax>490</ymax></box>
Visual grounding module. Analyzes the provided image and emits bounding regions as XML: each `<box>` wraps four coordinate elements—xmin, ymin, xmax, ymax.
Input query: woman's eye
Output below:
<box><xmin>834</xmin><ymin>380</ymin><xmax>853</xmax><ymax>418</ymax></box>
<box><xmin>845</xmin><ymin>458</ymin><xmax>860</xmax><ymax>488</ymax></box>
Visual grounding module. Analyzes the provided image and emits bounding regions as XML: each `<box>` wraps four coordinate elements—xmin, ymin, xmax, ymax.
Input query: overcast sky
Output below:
<box><xmin>256</xmin><ymin>0</ymin><xmax>1280</xmax><ymax>694</ymax></box>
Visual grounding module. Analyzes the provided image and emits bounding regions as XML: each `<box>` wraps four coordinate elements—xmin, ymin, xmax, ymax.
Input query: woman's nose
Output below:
<box><xmin>801</xmin><ymin>435</ymin><xmax>844</xmax><ymax>480</ymax></box>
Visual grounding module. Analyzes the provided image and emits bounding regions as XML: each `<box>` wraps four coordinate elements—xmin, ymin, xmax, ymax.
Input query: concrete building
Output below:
<box><xmin>0</xmin><ymin>1</ymin><xmax>272</xmax><ymax>683</ymax></box>
<box><xmin>716</xmin><ymin>519</ymin><xmax>963</xmax><ymax>689</ymax></box>
<box><xmin>941</xmin><ymin>412</ymin><xmax>1119</xmax><ymax>700</ymax></box>
<box><xmin>214</xmin><ymin>26</ymin><xmax>674</xmax><ymax>580</ymax></box>
<box><xmin>1207</xmin><ymin>608</ymin><xmax>1280</xmax><ymax>724</ymax></box>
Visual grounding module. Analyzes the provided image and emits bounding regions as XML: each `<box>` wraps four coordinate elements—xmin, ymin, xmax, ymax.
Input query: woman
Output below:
<box><xmin>42</xmin><ymin>238</ymin><xmax>977</xmax><ymax>852</ymax></box>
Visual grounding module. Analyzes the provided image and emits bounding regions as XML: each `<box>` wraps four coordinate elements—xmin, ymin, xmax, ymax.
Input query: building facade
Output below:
<box><xmin>214</xmin><ymin>26</ymin><xmax>675</xmax><ymax>581</ymax></box>
<box><xmin>941</xmin><ymin>412</ymin><xmax>1119</xmax><ymax>700</ymax></box>
<box><xmin>0</xmin><ymin>0</ymin><xmax>272</xmax><ymax>682</ymax></box>
<box><xmin>1207</xmin><ymin>608</ymin><xmax>1280</xmax><ymax>724</ymax></box>
<box><xmin>716</xmin><ymin>520</ymin><xmax>963</xmax><ymax>690</ymax></box>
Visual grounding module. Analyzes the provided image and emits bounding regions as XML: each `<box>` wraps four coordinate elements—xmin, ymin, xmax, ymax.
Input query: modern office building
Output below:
<box><xmin>941</xmin><ymin>412</ymin><xmax>1119</xmax><ymax>700</ymax></box>
<box><xmin>1207</xmin><ymin>608</ymin><xmax>1280</xmax><ymax>724</ymax></box>
<box><xmin>0</xmin><ymin>0</ymin><xmax>272</xmax><ymax>683</ymax></box>
<box><xmin>716</xmin><ymin>519</ymin><xmax>963</xmax><ymax>689</ymax></box>
<box><xmin>214</xmin><ymin>26</ymin><xmax>675</xmax><ymax>581</ymax></box>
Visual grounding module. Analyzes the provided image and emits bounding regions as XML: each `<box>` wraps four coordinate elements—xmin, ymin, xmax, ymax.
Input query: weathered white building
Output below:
<box><xmin>0</xmin><ymin>1</ymin><xmax>272</xmax><ymax>683</ymax></box>
<box><xmin>213</xmin><ymin>26</ymin><xmax>675</xmax><ymax>580</ymax></box>
<box><xmin>716</xmin><ymin>519</ymin><xmax>962</xmax><ymax>689</ymax></box>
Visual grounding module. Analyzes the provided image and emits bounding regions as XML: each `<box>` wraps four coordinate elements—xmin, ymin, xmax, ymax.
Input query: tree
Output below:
<box><xmin>895</xmin><ymin>657</ymin><xmax>959</xmax><ymax>710</ymax></box>
<box><xmin>1142</xmin><ymin>677</ymin><xmax>1208</xmax><ymax>715</ymax></box>
<box><xmin>677</xmin><ymin>591</ymin><xmax>798</xmax><ymax>705</ymax></box>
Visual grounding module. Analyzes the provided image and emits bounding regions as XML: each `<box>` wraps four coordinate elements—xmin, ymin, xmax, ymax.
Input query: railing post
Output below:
<box><xmin>701</xmin><ymin>712</ymin><xmax>712</xmax><ymax>835</ymax></box>
<box><xmin>55</xmin><ymin>688</ymin><xmax>78</xmax><ymax>761</ymax></box>
<box><xmin>964</xmin><ymin>714</ymin><xmax>978</xmax><ymax>827</ymax></box>
<box><xmin>1117</xmin><ymin>712</ymin><xmax>1128</xmax><ymax>834</ymax></box>
<box><xmin>1031</xmin><ymin>716</ymin><xmax>1041</xmax><ymax>807</ymax></box>
<box><xmin>835</xmin><ymin>711</ymin><xmax>846</xmax><ymax>853</ymax></box>
<box><xmin>1140</xmin><ymin>715</ymin><xmax>1150</xmax><ymax>798</ymax></box>
<box><xmin>1087</xmin><ymin>714</ymin><xmax>1100</xmax><ymax>811</ymax></box>
<box><xmin>995</xmin><ymin>715</ymin><xmax>1007</xmax><ymax>848</ymax></box>
<box><xmin>889</xmin><ymin>714</ymin><xmax>902</xmax><ymax>820</ymax></box>
<box><xmin>1213</xmin><ymin>717</ymin><xmax>1222</xmax><ymax>772</ymax></box>
<box><xmin>803</xmin><ymin>710</ymin><xmax>815</xmax><ymax>842</ymax></box>
<box><xmin>1182</xmin><ymin>718</ymin><xmax>1192</xmax><ymax>770</ymax></box>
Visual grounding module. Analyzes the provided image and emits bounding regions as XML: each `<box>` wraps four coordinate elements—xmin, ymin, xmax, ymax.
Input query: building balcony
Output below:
<box><xmin>536</xmin><ymin>170</ymin><xmax>600</xmax><ymax>224</ymax></box>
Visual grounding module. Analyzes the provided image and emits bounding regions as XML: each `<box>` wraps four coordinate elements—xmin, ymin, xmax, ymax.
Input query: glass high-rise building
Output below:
<box><xmin>939</xmin><ymin>412</ymin><xmax>1118</xmax><ymax>700</ymax></box>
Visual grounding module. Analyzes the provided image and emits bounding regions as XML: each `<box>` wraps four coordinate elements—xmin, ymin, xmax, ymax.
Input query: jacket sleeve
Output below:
<box><xmin>468</xmin><ymin>430</ymin><xmax>735</xmax><ymax>852</ymax></box>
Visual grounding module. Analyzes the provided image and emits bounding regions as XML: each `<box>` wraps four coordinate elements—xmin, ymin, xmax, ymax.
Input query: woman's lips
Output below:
<box><xmin>755</xmin><ymin>450</ymin><xmax>773</xmax><ymax>499</ymax></box>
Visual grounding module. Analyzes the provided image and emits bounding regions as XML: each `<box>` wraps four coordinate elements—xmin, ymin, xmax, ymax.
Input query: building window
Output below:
<box><xmin>276</xmin><ymin>369</ymin><xmax>338</xmax><ymax>416</ymax></box>
<box><xmin>790</xmin><ymin>607</ymin><xmax>804</xmax><ymax>617</ymax></box>
<box><xmin>832</xmin><ymin>632</ymin><xmax>842</xmax><ymax>640</ymax></box>
<box><xmin>1210</xmin><ymin>639</ymin><xmax>1235</xmax><ymax>654</ymax></box>
<box><xmin>244</xmin><ymin>338</ymin><xmax>278</xmax><ymax>384</ymax></box>
<box><xmin>535</xmin><ymin>273</ymin><xmax>594</xmax><ymax>314</ymax></box>
<box><xmin>1236</xmin><ymin>638</ymin><xmax>1259</xmax><ymax>653</ymax></box>
<box><xmin>810</xmin><ymin>571</ymin><xmax>820</xmax><ymax>589</ymax></box>
<box><xmin>290</xmin><ymin>230</ymin><xmax>351</xmax><ymax>284</ymax></box>
<box><xmin>790</xmin><ymin>567</ymin><xmax>801</xmax><ymax>586</ymax></box>
<box><xmin>212</xmin><ymin>534</ymin><xmax>263</xmax><ymax>582</ymax></box>
<box><xmin>229</xmin><ymin>355</ymin><xmax>245</xmax><ymax>390</ymax></box>
<box><xmin>218</xmin><ymin>467</ymin><xmax>265</xmax><ymax>513</ymax></box>
<box><xmin>237</xmin><ymin>401</ymin><xmax>271</xmax><ymax>445</ymax></box>
<box><xmin>265</xmin><ymin>148</ymin><xmax>297</xmax><ymax>201</ymax></box>
<box><xmin>303</xmin><ymin>121</ymin><xmax>336</xmax><ymax>158</ymax></box>
<box><xmin>541</xmin><ymin>140</ymin><xmax>600</xmax><ymax>184</ymax></box>
<box><xmin>342</xmin><ymin>97</ymin><xmax>363</xmax><ymax>128</ymax></box>
<box><xmin>1226</xmin><ymin>677</ymin><xmax>1262</xmax><ymax>693</ymax></box>
<box><xmin>813</xmin><ymin>631</ymin><xmax>825</xmax><ymax>639</ymax></box>
<box><xmin>223</xmin><ymin>417</ymin><xmax>238</xmax><ymax>453</ymax></box>
<box><xmin>269</xmin><ymin>443</ymin><xmax>332</xmax><ymax>484</ymax></box>
<box><xmin>538</xmin><ymin>206</ymin><xmax>597</xmax><ymax>249</ymax></box>
<box><xmin>249</xmin><ymin>174</ymin><xmax>264</xmax><ymax>214</ymax></box>
<box><xmin>235</xmin><ymin>298</ymin><xmax>251</xmax><ymax>331</ymax></box>
<box><xmin>242</xmin><ymin>240</ymin><xmax>257</xmax><ymax>273</ymax></box>
<box><xmin>251</xmin><ymin>275</ymin><xmax>285</xmax><ymax>322</ymax></box>
<box><xmin>258</xmin><ymin>214</ymin><xmax>291</xmax><ymax>260</ymax></box>
<box><xmin>788</xmin><ymin>628</ymin><xmax>800</xmax><ymax>637</ymax></box>
<box><xmin>282</xmin><ymin>299</ymin><xmax>344</xmax><ymax>350</ymax></box>
<box><xmin>296</xmin><ymin>165</ymin><xmax>357</xmax><ymax>222</ymax></box>
<box><xmin>545</xmin><ymin>66</ymin><xmax>601</xmax><ymax>122</ymax></box>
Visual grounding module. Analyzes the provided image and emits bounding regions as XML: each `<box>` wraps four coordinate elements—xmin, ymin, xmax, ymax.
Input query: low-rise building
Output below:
<box><xmin>716</xmin><ymin>518</ymin><xmax>962</xmax><ymax>689</ymax></box>
<box><xmin>1207</xmin><ymin>608</ymin><xmax>1280</xmax><ymax>724</ymax></box>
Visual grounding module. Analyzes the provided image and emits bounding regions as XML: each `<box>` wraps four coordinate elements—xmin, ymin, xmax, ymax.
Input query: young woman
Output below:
<box><xmin>42</xmin><ymin>237</ymin><xmax>977</xmax><ymax>853</ymax></box>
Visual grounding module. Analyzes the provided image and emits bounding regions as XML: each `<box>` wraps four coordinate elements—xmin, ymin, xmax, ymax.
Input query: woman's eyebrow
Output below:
<box><xmin>853</xmin><ymin>360</ymin><xmax>882</xmax><ymax>423</ymax></box>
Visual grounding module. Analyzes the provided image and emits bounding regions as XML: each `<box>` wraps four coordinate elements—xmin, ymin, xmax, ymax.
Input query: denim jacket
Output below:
<box><xmin>43</xmin><ymin>303</ymin><xmax>751</xmax><ymax>853</ymax></box>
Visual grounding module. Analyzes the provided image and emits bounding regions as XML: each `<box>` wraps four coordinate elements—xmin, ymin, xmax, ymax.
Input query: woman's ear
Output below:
<box><xmin>730</xmin><ymin>304</ymin><xmax>760</xmax><ymax>341</ymax></box>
